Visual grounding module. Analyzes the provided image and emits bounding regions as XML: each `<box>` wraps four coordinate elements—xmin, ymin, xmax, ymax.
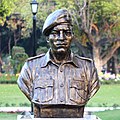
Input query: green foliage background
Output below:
<box><xmin>11</xmin><ymin>46</ymin><xmax>28</xmax><ymax>74</ymax></box>
<box><xmin>0</xmin><ymin>0</ymin><xmax>120</xmax><ymax>73</ymax></box>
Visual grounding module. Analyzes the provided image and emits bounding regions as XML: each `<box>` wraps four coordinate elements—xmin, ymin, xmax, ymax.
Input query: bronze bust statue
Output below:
<box><xmin>17</xmin><ymin>9</ymin><xmax>100</xmax><ymax>118</ymax></box>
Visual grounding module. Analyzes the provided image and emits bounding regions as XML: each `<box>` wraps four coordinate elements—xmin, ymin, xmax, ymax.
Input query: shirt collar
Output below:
<box><xmin>40</xmin><ymin>49</ymin><xmax>79</xmax><ymax>68</ymax></box>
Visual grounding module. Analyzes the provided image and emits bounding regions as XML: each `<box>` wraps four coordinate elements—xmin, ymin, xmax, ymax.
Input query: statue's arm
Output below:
<box><xmin>88</xmin><ymin>61</ymin><xmax>100</xmax><ymax>99</ymax></box>
<box><xmin>17</xmin><ymin>62</ymin><xmax>32</xmax><ymax>101</ymax></box>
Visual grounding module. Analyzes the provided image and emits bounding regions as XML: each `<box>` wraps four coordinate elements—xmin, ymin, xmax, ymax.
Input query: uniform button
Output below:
<box><xmin>60</xmin><ymin>83</ymin><xmax>64</xmax><ymax>87</ymax></box>
<box><xmin>60</xmin><ymin>98</ymin><xmax>64</xmax><ymax>102</ymax></box>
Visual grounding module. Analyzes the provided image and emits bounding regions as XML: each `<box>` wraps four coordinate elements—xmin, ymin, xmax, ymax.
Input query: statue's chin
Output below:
<box><xmin>55</xmin><ymin>48</ymin><xmax>67</xmax><ymax>54</ymax></box>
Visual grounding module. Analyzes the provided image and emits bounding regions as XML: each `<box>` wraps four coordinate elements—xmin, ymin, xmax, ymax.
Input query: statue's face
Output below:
<box><xmin>48</xmin><ymin>23</ymin><xmax>73</xmax><ymax>54</ymax></box>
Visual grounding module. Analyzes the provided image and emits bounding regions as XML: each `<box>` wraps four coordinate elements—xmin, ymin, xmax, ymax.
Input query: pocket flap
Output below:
<box><xmin>35</xmin><ymin>80</ymin><xmax>54</xmax><ymax>89</ymax></box>
<box><xmin>70</xmin><ymin>80</ymin><xmax>84</xmax><ymax>90</ymax></box>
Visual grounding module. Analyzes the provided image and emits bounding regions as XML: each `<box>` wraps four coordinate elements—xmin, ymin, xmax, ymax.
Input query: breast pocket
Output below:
<box><xmin>34</xmin><ymin>79</ymin><xmax>54</xmax><ymax>103</ymax></box>
<box><xmin>69</xmin><ymin>78</ymin><xmax>88</xmax><ymax>104</ymax></box>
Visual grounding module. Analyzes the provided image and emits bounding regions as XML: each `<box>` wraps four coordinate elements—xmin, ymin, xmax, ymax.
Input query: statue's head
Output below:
<box><xmin>42</xmin><ymin>9</ymin><xmax>72</xmax><ymax>36</ymax></box>
<box><xmin>42</xmin><ymin>9</ymin><xmax>73</xmax><ymax>54</ymax></box>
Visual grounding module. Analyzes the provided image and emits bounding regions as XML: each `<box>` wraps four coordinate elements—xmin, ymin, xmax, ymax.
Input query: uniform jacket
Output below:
<box><xmin>17</xmin><ymin>50</ymin><xmax>100</xmax><ymax>106</ymax></box>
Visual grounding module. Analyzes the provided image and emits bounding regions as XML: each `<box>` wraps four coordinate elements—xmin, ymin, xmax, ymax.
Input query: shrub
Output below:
<box><xmin>36</xmin><ymin>46</ymin><xmax>48</xmax><ymax>55</ymax></box>
<box><xmin>12</xmin><ymin>46</ymin><xmax>25</xmax><ymax>57</ymax></box>
<box><xmin>0</xmin><ymin>73</ymin><xmax>18</xmax><ymax>84</ymax></box>
<box><xmin>11</xmin><ymin>46</ymin><xmax>28</xmax><ymax>74</ymax></box>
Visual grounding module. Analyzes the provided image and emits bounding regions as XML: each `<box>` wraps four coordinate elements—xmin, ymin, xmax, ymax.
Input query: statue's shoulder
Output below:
<box><xmin>26</xmin><ymin>53</ymin><xmax>45</xmax><ymax>62</ymax></box>
<box><xmin>75</xmin><ymin>54</ymin><xmax>93</xmax><ymax>62</ymax></box>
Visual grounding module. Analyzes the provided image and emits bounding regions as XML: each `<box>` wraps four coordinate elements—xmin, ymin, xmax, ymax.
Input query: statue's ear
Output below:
<box><xmin>46</xmin><ymin>37</ymin><xmax>49</xmax><ymax>43</ymax></box>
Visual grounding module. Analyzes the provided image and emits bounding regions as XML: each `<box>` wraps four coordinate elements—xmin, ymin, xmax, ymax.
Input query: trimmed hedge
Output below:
<box><xmin>0</xmin><ymin>74</ymin><xmax>18</xmax><ymax>84</ymax></box>
<box><xmin>0</xmin><ymin>79</ymin><xmax>17</xmax><ymax>84</ymax></box>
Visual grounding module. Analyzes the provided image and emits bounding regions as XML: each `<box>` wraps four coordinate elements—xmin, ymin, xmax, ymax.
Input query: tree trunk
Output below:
<box><xmin>8</xmin><ymin>37</ymin><xmax>11</xmax><ymax>55</ymax></box>
<box><xmin>92</xmin><ymin>45</ymin><xmax>102</xmax><ymax>73</ymax></box>
<box><xmin>0</xmin><ymin>54</ymin><xmax>2</xmax><ymax>73</ymax></box>
<box><xmin>0</xmin><ymin>33</ymin><xmax>2</xmax><ymax>73</ymax></box>
<box><xmin>113</xmin><ymin>51</ymin><xmax>118</xmax><ymax>74</ymax></box>
<box><xmin>107</xmin><ymin>57</ymin><xmax>116</xmax><ymax>74</ymax></box>
<box><xmin>14</xmin><ymin>32</ymin><xmax>17</xmax><ymax>46</ymax></box>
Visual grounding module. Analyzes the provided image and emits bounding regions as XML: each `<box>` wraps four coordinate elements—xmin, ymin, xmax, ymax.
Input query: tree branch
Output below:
<box><xmin>72</xmin><ymin>10</ymin><xmax>80</xmax><ymax>30</ymax></box>
<box><xmin>87</xmin><ymin>0</ymin><xmax>90</xmax><ymax>29</ymax></box>
<box><xmin>73</xmin><ymin>37</ymin><xmax>92</xmax><ymax>58</ymax></box>
<box><xmin>101</xmin><ymin>39</ymin><xmax>120</xmax><ymax>66</ymax></box>
<box><xmin>89</xmin><ymin>11</ymin><xmax>96</xmax><ymax>34</ymax></box>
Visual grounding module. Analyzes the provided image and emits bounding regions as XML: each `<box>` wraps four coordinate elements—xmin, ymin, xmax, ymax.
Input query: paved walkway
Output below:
<box><xmin>0</xmin><ymin>107</ymin><xmax>120</xmax><ymax>113</ymax></box>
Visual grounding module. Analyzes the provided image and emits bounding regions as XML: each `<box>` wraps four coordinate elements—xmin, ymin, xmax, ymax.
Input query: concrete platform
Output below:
<box><xmin>17</xmin><ymin>111</ymin><xmax>101</xmax><ymax>120</ymax></box>
<box><xmin>17</xmin><ymin>115</ymin><xmax>101</xmax><ymax>120</ymax></box>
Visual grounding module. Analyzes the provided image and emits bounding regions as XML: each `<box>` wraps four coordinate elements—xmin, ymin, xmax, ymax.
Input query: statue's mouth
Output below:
<box><xmin>56</xmin><ymin>42</ymin><xmax>67</xmax><ymax>47</ymax></box>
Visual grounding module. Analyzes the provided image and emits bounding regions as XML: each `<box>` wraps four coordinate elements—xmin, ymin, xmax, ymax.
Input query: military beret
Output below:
<box><xmin>42</xmin><ymin>9</ymin><xmax>72</xmax><ymax>36</ymax></box>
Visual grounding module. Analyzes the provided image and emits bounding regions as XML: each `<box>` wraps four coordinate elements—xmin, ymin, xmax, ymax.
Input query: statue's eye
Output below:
<box><xmin>50</xmin><ymin>30</ymin><xmax>72</xmax><ymax>38</ymax></box>
<box><xmin>64</xmin><ymin>31</ymin><xmax>72</xmax><ymax>37</ymax></box>
<box><xmin>50</xmin><ymin>31</ymin><xmax>58</xmax><ymax>37</ymax></box>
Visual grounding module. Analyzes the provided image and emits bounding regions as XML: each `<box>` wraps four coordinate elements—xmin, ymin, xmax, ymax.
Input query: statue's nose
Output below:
<box><xmin>58</xmin><ymin>31</ymin><xmax>64</xmax><ymax>40</ymax></box>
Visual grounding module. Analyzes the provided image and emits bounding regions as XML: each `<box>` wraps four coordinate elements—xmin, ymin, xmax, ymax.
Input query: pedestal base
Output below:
<box><xmin>17</xmin><ymin>114</ymin><xmax>101</xmax><ymax>120</ymax></box>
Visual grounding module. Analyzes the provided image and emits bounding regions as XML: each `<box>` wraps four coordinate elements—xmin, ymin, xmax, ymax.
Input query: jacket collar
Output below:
<box><xmin>40</xmin><ymin>49</ymin><xmax>79</xmax><ymax>68</ymax></box>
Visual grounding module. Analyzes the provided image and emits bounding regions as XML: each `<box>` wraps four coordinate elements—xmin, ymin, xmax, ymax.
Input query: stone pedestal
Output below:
<box><xmin>17</xmin><ymin>114</ymin><xmax>101</xmax><ymax>120</ymax></box>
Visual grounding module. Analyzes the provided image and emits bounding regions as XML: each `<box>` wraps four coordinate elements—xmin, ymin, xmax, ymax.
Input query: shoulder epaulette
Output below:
<box><xmin>75</xmin><ymin>54</ymin><xmax>93</xmax><ymax>62</ymax></box>
<box><xmin>26</xmin><ymin>53</ymin><xmax>45</xmax><ymax>61</ymax></box>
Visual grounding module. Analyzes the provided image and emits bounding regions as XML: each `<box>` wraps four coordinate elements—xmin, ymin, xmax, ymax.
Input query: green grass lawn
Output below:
<box><xmin>0</xmin><ymin>84</ymin><xmax>30</xmax><ymax>107</ymax></box>
<box><xmin>94</xmin><ymin>109</ymin><xmax>120</xmax><ymax>120</ymax></box>
<box><xmin>0</xmin><ymin>113</ymin><xmax>18</xmax><ymax>120</ymax></box>
<box><xmin>0</xmin><ymin>84</ymin><xmax>120</xmax><ymax>107</ymax></box>
<box><xmin>87</xmin><ymin>84</ymin><xmax>120</xmax><ymax>107</ymax></box>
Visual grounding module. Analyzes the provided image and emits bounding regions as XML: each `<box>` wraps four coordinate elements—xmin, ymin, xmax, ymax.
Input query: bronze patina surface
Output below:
<box><xmin>17</xmin><ymin>9</ymin><xmax>100</xmax><ymax>118</ymax></box>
